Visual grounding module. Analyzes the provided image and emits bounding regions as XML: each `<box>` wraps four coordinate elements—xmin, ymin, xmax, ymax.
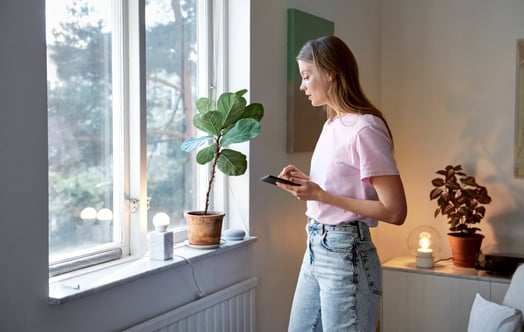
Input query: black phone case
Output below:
<box><xmin>260</xmin><ymin>175</ymin><xmax>299</xmax><ymax>186</ymax></box>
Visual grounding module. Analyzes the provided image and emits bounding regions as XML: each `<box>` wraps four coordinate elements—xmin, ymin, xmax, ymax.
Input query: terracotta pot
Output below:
<box><xmin>184</xmin><ymin>211</ymin><xmax>225</xmax><ymax>245</ymax></box>
<box><xmin>447</xmin><ymin>233</ymin><xmax>484</xmax><ymax>267</ymax></box>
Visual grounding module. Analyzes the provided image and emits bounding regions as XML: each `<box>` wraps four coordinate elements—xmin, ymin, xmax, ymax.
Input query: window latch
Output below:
<box><xmin>128</xmin><ymin>197</ymin><xmax>151</xmax><ymax>214</ymax></box>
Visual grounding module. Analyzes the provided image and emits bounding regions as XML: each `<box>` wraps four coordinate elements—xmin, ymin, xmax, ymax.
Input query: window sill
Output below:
<box><xmin>48</xmin><ymin>236</ymin><xmax>257</xmax><ymax>304</ymax></box>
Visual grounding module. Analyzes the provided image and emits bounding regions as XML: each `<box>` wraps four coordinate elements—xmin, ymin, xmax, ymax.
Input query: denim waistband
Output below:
<box><xmin>307</xmin><ymin>218</ymin><xmax>370</xmax><ymax>241</ymax></box>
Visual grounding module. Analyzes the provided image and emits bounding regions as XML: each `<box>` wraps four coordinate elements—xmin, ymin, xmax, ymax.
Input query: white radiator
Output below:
<box><xmin>124</xmin><ymin>277</ymin><xmax>257</xmax><ymax>332</ymax></box>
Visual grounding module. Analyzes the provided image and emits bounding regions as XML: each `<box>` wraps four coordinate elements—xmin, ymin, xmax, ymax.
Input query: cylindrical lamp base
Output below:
<box><xmin>416</xmin><ymin>252</ymin><xmax>434</xmax><ymax>269</ymax></box>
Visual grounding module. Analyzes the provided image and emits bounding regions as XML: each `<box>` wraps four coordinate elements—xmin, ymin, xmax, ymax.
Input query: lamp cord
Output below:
<box><xmin>172</xmin><ymin>254</ymin><xmax>207</xmax><ymax>298</ymax></box>
<box><xmin>434</xmin><ymin>257</ymin><xmax>452</xmax><ymax>264</ymax></box>
<box><xmin>228</xmin><ymin>183</ymin><xmax>250</xmax><ymax>234</ymax></box>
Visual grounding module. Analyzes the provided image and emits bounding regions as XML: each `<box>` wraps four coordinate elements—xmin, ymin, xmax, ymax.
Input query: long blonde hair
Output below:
<box><xmin>296</xmin><ymin>35</ymin><xmax>393</xmax><ymax>144</ymax></box>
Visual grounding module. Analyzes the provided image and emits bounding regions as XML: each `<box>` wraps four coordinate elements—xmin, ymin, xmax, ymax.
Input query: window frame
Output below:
<box><xmin>47</xmin><ymin>0</ymin><xmax>229</xmax><ymax>277</ymax></box>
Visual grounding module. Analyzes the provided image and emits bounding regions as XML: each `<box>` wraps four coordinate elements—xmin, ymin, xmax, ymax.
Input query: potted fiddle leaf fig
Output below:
<box><xmin>430</xmin><ymin>164</ymin><xmax>492</xmax><ymax>267</ymax></box>
<box><xmin>181</xmin><ymin>89</ymin><xmax>264</xmax><ymax>245</ymax></box>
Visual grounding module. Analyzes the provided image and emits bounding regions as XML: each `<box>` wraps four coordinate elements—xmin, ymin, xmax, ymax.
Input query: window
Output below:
<box><xmin>46</xmin><ymin>0</ymin><xmax>224</xmax><ymax>276</ymax></box>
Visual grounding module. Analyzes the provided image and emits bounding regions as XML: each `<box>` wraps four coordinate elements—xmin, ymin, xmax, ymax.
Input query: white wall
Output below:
<box><xmin>1</xmin><ymin>0</ymin><xmax>523</xmax><ymax>331</ymax></box>
<box><xmin>376</xmin><ymin>0</ymin><xmax>524</xmax><ymax>262</ymax></box>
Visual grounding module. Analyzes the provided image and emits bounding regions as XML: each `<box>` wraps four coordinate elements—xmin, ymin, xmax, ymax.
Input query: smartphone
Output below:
<box><xmin>260</xmin><ymin>175</ymin><xmax>299</xmax><ymax>186</ymax></box>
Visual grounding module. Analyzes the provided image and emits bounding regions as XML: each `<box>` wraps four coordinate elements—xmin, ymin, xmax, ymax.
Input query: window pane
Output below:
<box><xmin>47</xmin><ymin>0</ymin><xmax>117</xmax><ymax>262</ymax></box>
<box><xmin>145</xmin><ymin>0</ymin><xmax>198</xmax><ymax>229</ymax></box>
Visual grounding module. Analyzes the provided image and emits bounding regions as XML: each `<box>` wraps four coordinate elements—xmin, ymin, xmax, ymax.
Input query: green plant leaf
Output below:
<box><xmin>216</xmin><ymin>149</ymin><xmax>247</xmax><ymax>176</ymax></box>
<box><xmin>196</xmin><ymin>144</ymin><xmax>216</xmax><ymax>164</ymax></box>
<box><xmin>218</xmin><ymin>92</ymin><xmax>248</xmax><ymax>128</ymax></box>
<box><xmin>221</xmin><ymin>118</ymin><xmax>261</xmax><ymax>146</ymax></box>
<box><xmin>195</xmin><ymin>97</ymin><xmax>215</xmax><ymax>113</ymax></box>
<box><xmin>193</xmin><ymin>111</ymin><xmax>224</xmax><ymax>135</ymax></box>
<box><xmin>181</xmin><ymin>136</ymin><xmax>212</xmax><ymax>152</ymax></box>
<box><xmin>242</xmin><ymin>103</ymin><xmax>265</xmax><ymax>121</ymax></box>
<box><xmin>234</xmin><ymin>89</ymin><xmax>248</xmax><ymax>97</ymax></box>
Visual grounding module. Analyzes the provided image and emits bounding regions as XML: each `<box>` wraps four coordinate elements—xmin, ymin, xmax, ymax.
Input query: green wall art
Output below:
<box><xmin>287</xmin><ymin>9</ymin><xmax>334</xmax><ymax>152</ymax></box>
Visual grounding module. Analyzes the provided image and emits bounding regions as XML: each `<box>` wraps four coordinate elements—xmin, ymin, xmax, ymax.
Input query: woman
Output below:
<box><xmin>277</xmin><ymin>35</ymin><xmax>407</xmax><ymax>332</ymax></box>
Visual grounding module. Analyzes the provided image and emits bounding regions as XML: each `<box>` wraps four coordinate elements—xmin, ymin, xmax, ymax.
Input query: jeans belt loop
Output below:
<box><xmin>356</xmin><ymin>221</ymin><xmax>364</xmax><ymax>241</ymax></box>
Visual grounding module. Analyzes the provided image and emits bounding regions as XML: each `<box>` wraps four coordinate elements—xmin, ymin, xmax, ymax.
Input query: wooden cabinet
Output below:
<box><xmin>381</xmin><ymin>257</ymin><xmax>510</xmax><ymax>332</ymax></box>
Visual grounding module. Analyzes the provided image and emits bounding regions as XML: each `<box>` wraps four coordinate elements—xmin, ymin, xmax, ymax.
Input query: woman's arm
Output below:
<box><xmin>278</xmin><ymin>172</ymin><xmax>407</xmax><ymax>226</ymax></box>
<box><xmin>319</xmin><ymin>175</ymin><xmax>407</xmax><ymax>225</ymax></box>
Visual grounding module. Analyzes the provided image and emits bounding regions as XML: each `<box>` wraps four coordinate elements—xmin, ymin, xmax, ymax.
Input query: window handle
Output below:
<box><xmin>128</xmin><ymin>197</ymin><xmax>151</xmax><ymax>214</ymax></box>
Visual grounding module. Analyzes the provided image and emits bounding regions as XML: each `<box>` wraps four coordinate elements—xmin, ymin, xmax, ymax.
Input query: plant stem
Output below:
<box><xmin>204</xmin><ymin>136</ymin><xmax>221</xmax><ymax>215</ymax></box>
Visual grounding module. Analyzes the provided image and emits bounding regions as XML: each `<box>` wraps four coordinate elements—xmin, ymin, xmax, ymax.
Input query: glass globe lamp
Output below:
<box><xmin>407</xmin><ymin>225</ymin><xmax>442</xmax><ymax>269</ymax></box>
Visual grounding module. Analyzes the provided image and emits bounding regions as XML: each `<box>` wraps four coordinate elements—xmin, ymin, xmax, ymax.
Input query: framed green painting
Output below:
<box><xmin>287</xmin><ymin>9</ymin><xmax>334</xmax><ymax>153</ymax></box>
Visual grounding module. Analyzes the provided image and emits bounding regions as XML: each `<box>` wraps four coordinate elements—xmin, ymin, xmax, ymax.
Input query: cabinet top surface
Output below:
<box><xmin>382</xmin><ymin>256</ymin><xmax>510</xmax><ymax>283</ymax></box>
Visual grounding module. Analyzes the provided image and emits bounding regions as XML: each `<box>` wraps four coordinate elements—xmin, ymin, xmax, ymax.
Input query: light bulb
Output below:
<box><xmin>418</xmin><ymin>232</ymin><xmax>432</xmax><ymax>253</ymax></box>
<box><xmin>80</xmin><ymin>207</ymin><xmax>97</xmax><ymax>220</ymax></box>
<box><xmin>153</xmin><ymin>212</ymin><xmax>170</xmax><ymax>232</ymax></box>
<box><xmin>416</xmin><ymin>231</ymin><xmax>434</xmax><ymax>268</ymax></box>
<box><xmin>97</xmin><ymin>208</ymin><xmax>113</xmax><ymax>221</ymax></box>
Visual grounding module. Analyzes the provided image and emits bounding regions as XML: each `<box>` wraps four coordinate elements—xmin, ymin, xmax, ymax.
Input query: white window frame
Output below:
<box><xmin>48</xmin><ymin>0</ymin><xmax>230</xmax><ymax>276</ymax></box>
<box><xmin>126</xmin><ymin>0</ymin><xmax>147</xmax><ymax>256</ymax></box>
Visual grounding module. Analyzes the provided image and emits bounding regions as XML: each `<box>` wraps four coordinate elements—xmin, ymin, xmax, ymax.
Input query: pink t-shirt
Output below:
<box><xmin>306</xmin><ymin>113</ymin><xmax>399</xmax><ymax>227</ymax></box>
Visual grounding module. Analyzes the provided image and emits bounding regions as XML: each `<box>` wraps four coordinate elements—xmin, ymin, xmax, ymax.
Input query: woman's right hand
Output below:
<box><xmin>277</xmin><ymin>165</ymin><xmax>326</xmax><ymax>201</ymax></box>
<box><xmin>278</xmin><ymin>165</ymin><xmax>308</xmax><ymax>183</ymax></box>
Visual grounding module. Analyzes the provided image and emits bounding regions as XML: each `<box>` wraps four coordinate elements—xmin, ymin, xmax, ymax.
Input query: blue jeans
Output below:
<box><xmin>288</xmin><ymin>219</ymin><xmax>382</xmax><ymax>332</ymax></box>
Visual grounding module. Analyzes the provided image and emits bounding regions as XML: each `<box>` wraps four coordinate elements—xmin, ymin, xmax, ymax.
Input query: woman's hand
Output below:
<box><xmin>278</xmin><ymin>165</ymin><xmax>308</xmax><ymax>182</ymax></box>
<box><xmin>276</xmin><ymin>165</ymin><xmax>324</xmax><ymax>201</ymax></box>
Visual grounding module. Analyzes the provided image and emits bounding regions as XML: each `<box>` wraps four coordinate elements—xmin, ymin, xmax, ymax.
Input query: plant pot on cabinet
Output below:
<box><xmin>184</xmin><ymin>211</ymin><xmax>225</xmax><ymax>246</ymax></box>
<box><xmin>448</xmin><ymin>233</ymin><xmax>484</xmax><ymax>268</ymax></box>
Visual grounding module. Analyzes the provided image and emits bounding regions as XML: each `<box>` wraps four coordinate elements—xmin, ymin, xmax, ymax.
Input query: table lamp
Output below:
<box><xmin>407</xmin><ymin>225</ymin><xmax>442</xmax><ymax>269</ymax></box>
<box><xmin>150</xmin><ymin>212</ymin><xmax>173</xmax><ymax>260</ymax></box>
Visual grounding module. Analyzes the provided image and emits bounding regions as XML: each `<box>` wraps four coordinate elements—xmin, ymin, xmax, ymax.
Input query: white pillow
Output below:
<box><xmin>467</xmin><ymin>293</ymin><xmax>522</xmax><ymax>332</ymax></box>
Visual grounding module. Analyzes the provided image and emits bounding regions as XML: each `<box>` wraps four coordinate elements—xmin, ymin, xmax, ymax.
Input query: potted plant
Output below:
<box><xmin>181</xmin><ymin>89</ymin><xmax>264</xmax><ymax>245</ymax></box>
<box><xmin>430</xmin><ymin>164</ymin><xmax>492</xmax><ymax>267</ymax></box>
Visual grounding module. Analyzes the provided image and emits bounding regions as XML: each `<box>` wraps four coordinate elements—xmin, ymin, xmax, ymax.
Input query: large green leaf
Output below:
<box><xmin>242</xmin><ymin>103</ymin><xmax>264</xmax><ymax>121</ymax></box>
<box><xmin>195</xmin><ymin>97</ymin><xmax>214</xmax><ymax>113</ymax></box>
<box><xmin>220</xmin><ymin>118</ymin><xmax>261</xmax><ymax>146</ymax></box>
<box><xmin>234</xmin><ymin>89</ymin><xmax>248</xmax><ymax>98</ymax></box>
<box><xmin>218</xmin><ymin>92</ymin><xmax>247</xmax><ymax>128</ymax></box>
<box><xmin>196</xmin><ymin>144</ymin><xmax>216</xmax><ymax>164</ymax></box>
<box><xmin>217</xmin><ymin>149</ymin><xmax>247</xmax><ymax>176</ymax></box>
<box><xmin>193</xmin><ymin>111</ymin><xmax>224</xmax><ymax>135</ymax></box>
<box><xmin>181</xmin><ymin>135</ymin><xmax>212</xmax><ymax>152</ymax></box>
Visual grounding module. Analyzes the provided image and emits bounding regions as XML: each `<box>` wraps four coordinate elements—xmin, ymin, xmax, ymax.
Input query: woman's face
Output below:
<box><xmin>298</xmin><ymin>60</ymin><xmax>331</xmax><ymax>107</ymax></box>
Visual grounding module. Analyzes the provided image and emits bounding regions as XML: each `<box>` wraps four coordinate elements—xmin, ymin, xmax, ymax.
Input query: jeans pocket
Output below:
<box><xmin>320</xmin><ymin>230</ymin><xmax>355</xmax><ymax>254</ymax></box>
<box><xmin>358</xmin><ymin>242</ymin><xmax>383</xmax><ymax>296</ymax></box>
